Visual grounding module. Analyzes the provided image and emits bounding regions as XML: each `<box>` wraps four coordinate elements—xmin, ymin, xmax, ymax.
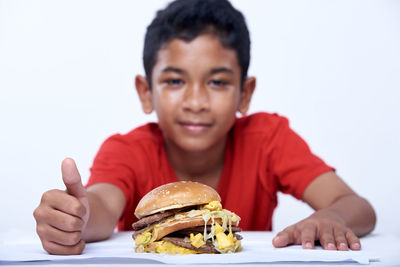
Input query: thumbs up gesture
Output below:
<box><xmin>34</xmin><ymin>158</ymin><xmax>90</xmax><ymax>255</ymax></box>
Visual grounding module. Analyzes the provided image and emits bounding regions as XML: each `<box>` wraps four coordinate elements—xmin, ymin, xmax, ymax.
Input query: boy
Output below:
<box><xmin>33</xmin><ymin>0</ymin><xmax>376</xmax><ymax>255</ymax></box>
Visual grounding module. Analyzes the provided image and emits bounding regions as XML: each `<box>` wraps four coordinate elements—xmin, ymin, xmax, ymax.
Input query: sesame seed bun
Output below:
<box><xmin>134</xmin><ymin>181</ymin><xmax>221</xmax><ymax>219</ymax></box>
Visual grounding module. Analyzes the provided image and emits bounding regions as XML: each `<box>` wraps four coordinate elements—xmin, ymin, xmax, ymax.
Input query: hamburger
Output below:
<box><xmin>132</xmin><ymin>181</ymin><xmax>242</xmax><ymax>254</ymax></box>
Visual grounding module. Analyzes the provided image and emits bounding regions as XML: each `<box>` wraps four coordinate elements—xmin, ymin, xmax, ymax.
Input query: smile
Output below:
<box><xmin>178</xmin><ymin>121</ymin><xmax>213</xmax><ymax>133</ymax></box>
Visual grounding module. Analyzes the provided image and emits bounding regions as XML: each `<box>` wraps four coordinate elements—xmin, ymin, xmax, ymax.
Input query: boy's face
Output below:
<box><xmin>136</xmin><ymin>34</ymin><xmax>255</xmax><ymax>153</ymax></box>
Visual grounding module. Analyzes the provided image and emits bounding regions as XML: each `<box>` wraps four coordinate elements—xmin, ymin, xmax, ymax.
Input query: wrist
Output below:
<box><xmin>309</xmin><ymin>208</ymin><xmax>346</xmax><ymax>226</ymax></box>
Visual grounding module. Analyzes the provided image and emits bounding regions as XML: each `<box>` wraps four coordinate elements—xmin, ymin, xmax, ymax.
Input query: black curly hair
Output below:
<box><xmin>143</xmin><ymin>0</ymin><xmax>251</xmax><ymax>88</ymax></box>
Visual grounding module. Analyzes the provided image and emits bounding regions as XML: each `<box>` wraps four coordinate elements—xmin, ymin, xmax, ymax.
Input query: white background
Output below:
<box><xmin>0</xmin><ymin>0</ymin><xmax>399</xmax><ymax>239</ymax></box>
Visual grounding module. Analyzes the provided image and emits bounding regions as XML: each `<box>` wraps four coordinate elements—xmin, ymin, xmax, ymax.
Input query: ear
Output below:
<box><xmin>238</xmin><ymin>76</ymin><xmax>256</xmax><ymax>115</ymax></box>
<box><xmin>135</xmin><ymin>75</ymin><xmax>153</xmax><ymax>114</ymax></box>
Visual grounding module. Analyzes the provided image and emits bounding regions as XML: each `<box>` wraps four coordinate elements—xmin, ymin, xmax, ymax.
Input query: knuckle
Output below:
<box><xmin>318</xmin><ymin>220</ymin><xmax>331</xmax><ymax>230</ymax></box>
<box><xmin>292</xmin><ymin>230</ymin><xmax>301</xmax><ymax>242</ymax></box>
<box><xmin>301</xmin><ymin>230</ymin><xmax>314</xmax><ymax>240</ymax></box>
<box><xmin>302</xmin><ymin>222</ymin><xmax>316</xmax><ymax>233</ymax></box>
<box><xmin>33</xmin><ymin>206</ymin><xmax>51</xmax><ymax>223</ymax></box>
<box><xmin>36</xmin><ymin>224</ymin><xmax>46</xmax><ymax>237</ymax></box>
<box><xmin>73</xmin><ymin>240</ymin><xmax>85</xmax><ymax>254</ymax></box>
<box><xmin>277</xmin><ymin>228</ymin><xmax>292</xmax><ymax>239</ymax></box>
<box><xmin>69</xmin><ymin>201</ymin><xmax>84</xmax><ymax>216</ymax></box>
<box><xmin>67</xmin><ymin>217</ymin><xmax>83</xmax><ymax>231</ymax></box>
<box><xmin>42</xmin><ymin>241</ymin><xmax>56</xmax><ymax>255</ymax></box>
<box><xmin>299</xmin><ymin>221</ymin><xmax>317</xmax><ymax>234</ymax></box>
<box><xmin>345</xmin><ymin>230</ymin><xmax>355</xmax><ymax>239</ymax></box>
<box><xmin>67</xmin><ymin>232</ymin><xmax>82</xmax><ymax>246</ymax></box>
<box><xmin>41</xmin><ymin>190</ymin><xmax>54</xmax><ymax>203</ymax></box>
<box><xmin>33</xmin><ymin>207</ymin><xmax>42</xmax><ymax>220</ymax></box>
<box><xmin>318</xmin><ymin>222</ymin><xmax>333</xmax><ymax>233</ymax></box>
<box><xmin>282</xmin><ymin>225</ymin><xmax>295</xmax><ymax>234</ymax></box>
<box><xmin>42</xmin><ymin>239</ymin><xmax>85</xmax><ymax>255</ymax></box>
<box><xmin>333</xmin><ymin>224</ymin><xmax>346</xmax><ymax>233</ymax></box>
<box><xmin>41</xmin><ymin>189</ymin><xmax>61</xmax><ymax>204</ymax></box>
<box><xmin>277</xmin><ymin>230</ymin><xmax>287</xmax><ymax>236</ymax></box>
<box><xmin>320</xmin><ymin>232</ymin><xmax>334</xmax><ymax>241</ymax></box>
<box><xmin>305</xmin><ymin>217</ymin><xmax>318</xmax><ymax>226</ymax></box>
<box><xmin>333</xmin><ymin>229</ymin><xmax>346</xmax><ymax>239</ymax></box>
<box><xmin>334</xmin><ymin>233</ymin><xmax>346</xmax><ymax>242</ymax></box>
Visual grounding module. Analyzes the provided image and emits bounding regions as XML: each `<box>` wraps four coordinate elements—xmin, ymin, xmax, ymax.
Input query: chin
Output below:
<box><xmin>168</xmin><ymin>136</ymin><xmax>220</xmax><ymax>153</ymax></box>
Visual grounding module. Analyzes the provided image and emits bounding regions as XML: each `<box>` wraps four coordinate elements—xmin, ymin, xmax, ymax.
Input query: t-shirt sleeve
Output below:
<box><xmin>86</xmin><ymin>134</ymin><xmax>136</xmax><ymax>217</ymax></box>
<box><xmin>270</xmin><ymin>117</ymin><xmax>335</xmax><ymax>200</ymax></box>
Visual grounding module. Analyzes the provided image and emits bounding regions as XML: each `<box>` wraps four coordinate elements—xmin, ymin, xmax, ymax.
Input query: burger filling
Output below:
<box><xmin>132</xmin><ymin>201</ymin><xmax>242</xmax><ymax>254</ymax></box>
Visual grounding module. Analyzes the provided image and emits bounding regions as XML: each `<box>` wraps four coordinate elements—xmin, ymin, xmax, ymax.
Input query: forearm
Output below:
<box><xmin>82</xmin><ymin>191</ymin><xmax>120</xmax><ymax>242</ymax></box>
<box><xmin>310</xmin><ymin>194</ymin><xmax>376</xmax><ymax>237</ymax></box>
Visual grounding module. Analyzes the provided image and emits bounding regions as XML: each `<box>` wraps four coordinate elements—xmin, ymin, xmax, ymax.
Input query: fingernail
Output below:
<box><xmin>305</xmin><ymin>242</ymin><xmax>313</xmax><ymax>249</ymax></box>
<box><xmin>327</xmin><ymin>243</ymin><xmax>336</xmax><ymax>250</ymax></box>
<box><xmin>351</xmin><ymin>243</ymin><xmax>361</xmax><ymax>250</ymax></box>
<box><xmin>339</xmin><ymin>243</ymin><xmax>348</xmax><ymax>250</ymax></box>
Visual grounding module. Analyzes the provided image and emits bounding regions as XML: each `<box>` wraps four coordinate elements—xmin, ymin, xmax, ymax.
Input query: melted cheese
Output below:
<box><xmin>135</xmin><ymin>231</ymin><xmax>151</xmax><ymax>245</ymax></box>
<box><xmin>214</xmin><ymin>222</ymin><xmax>234</xmax><ymax>249</ymax></box>
<box><xmin>155</xmin><ymin>241</ymin><xmax>198</xmax><ymax>254</ymax></box>
<box><xmin>190</xmin><ymin>233</ymin><xmax>206</xmax><ymax>248</ymax></box>
<box><xmin>202</xmin><ymin>201</ymin><xmax>222</xmax><ymax>211</ymax></box>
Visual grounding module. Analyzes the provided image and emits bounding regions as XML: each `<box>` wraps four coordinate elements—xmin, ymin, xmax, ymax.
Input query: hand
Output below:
<box><xmin>272</xmin><ymin>213</ymin><xmax>361</xmax><ymax>251</ymax></box>
<box><xmin>33</xmin><ymin>158</ymin><xmax>90</xmax><ymax>255</ymax></box>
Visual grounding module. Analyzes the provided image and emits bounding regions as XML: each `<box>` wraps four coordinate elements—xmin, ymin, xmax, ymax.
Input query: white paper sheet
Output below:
<box><xmin>0</xmin><ymin>231</ymin><xmax>379</xmax><ymax>264</ymax></box>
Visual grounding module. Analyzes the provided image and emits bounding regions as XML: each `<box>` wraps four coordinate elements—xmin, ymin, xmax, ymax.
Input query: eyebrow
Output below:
<box><xmin>210</xmin><ymin>67</ymin><xmax>234</xmax><ymax>75</ymax></box>
<box><xmin>161</xmin><ymin>66</ymin><xmax>234</xmax><ymax>75</ymax></box>
<box><xmin>162</xmin><ymin>66</ymin><xmax>185</xmax><ymax>74</ymax></box>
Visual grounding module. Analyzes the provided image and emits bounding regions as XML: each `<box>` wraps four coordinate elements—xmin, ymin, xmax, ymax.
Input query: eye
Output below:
<box><xmin>165</xmin><ymin>79</ymin><xmax>184</xmax><ymax>86</ymax></box>
<box><xmin>209</xmin><ymin>80</ymin><xmax>228</xmax><ymax>87</ymax></box>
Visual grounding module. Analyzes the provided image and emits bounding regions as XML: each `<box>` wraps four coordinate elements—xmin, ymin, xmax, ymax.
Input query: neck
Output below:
<box><xmin>164</xmin><ymin>138</ymin><xmax>226</xmax><ymax>189</ymax></box>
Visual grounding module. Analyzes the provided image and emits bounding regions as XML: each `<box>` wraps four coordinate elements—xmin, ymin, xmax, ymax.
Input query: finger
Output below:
<box><xmin>318</xmin><ymin>225</ymin><xmax>336</xmax><ymax>250</ymax></box>
<box><xmin>37</xmin><ymin>223</ymin><xmax>82</xmax><ymax>246</ymax></box>
<box><xmin>300</xmin><ymin>226</ymin><xmax>316</xmax><ymax>249</ymax></box>
<box><xmin>272</xmin><ymin>228</ymin><xmax>296</xmax><ymax>248</ymax></box>
<box><xmin>346</xmin><ymin>231</ymin><xmax>361</xmax><ymax>250</ymax></box>
<box><xmin>333</xmin><ymin>227</ymin><xmax>348</xmax><ymax>251</ymax></box>
<box><xmin>34</xmin><ymin>205</ymin><xmax>84</xmax><ymax>232</ymax></box>
<box><xmin>38</xmin><ymin>189</ymin><xmax>86</xmax><ymax>218</ymax></box>
<box><xmin>47</xmin><ymin>209</ymin><xmax>84</xmax><ymax>232</ymax></box>
<box><xmin>42</xmin><ymin>239</ymin><xmax>85</xmax><ymax>255</ymax></box>
<box><xmin>62</xmin><ymin>158</ymin><xmax>86</xmax><ymax>199</ymax></box>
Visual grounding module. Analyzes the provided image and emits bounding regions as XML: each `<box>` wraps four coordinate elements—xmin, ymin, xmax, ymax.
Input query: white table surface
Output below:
<box><xmin>1</xmin><ymin>230</ymin><xmax>399</xmax><ymax>266</ymax></box>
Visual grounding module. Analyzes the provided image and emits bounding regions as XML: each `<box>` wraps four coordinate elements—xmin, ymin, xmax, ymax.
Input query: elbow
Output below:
<box><xmin>367</xmin><ymin>198</ymin><xmax>377</xmax><ymax>234</ymax></box>
<box><xmin>358</xmin><ymin>196</ymin><xmax>377</xmax><ymax>237</ymax></box>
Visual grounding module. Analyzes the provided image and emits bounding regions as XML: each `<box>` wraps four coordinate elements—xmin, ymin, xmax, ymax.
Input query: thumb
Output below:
<box><xmin>272</xmin><ymin>232</ymin><xmax>291</xmax><ymax>248</ymax></box>
<box><xmin>61</xmin><ymin>158</ymin><xmax>90</xmax><ymax>234</ymax></box>
<box><xmin>61</xmin><ymin>158</ymin><xmax>87</xmax><ymax>199</ymax></box>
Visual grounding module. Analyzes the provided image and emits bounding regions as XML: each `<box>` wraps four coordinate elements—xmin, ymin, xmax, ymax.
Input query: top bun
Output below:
<box><xmin>134</xmin><ymin>181</ymin><xmax>221</xmax><ymax>219</ymax></box>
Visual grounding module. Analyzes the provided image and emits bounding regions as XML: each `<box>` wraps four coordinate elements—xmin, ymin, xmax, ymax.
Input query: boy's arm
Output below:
<box><xmin>34</xmin><ymin>158</ymin><xmax>126</xmax><ymax>255</ymax></box>
<box><xmin>272</xmin><ymin>171</ymin><xmax>376</xmax><ymax>250</ymax></box>
<box><xmin>84</xmin><ymin>183</ymin><xmax>126</xmax><ymax>242</ymax></box>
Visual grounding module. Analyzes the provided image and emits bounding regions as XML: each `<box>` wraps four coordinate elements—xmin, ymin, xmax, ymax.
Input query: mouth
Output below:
<box><xmin>178</xmin><ymin>121</ymin><xmax>213</xmax><ymax>133</ymax></box>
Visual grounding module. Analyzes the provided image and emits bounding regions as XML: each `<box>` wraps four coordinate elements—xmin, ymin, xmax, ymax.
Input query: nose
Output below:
<box><xmin>182</xmin><ymin>83</ymin><xmax>210</xmax><ymax>113</ymax></box>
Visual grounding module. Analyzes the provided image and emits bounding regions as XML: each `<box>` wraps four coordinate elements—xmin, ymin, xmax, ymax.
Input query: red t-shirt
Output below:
<box><xmin>86</xmin><ymin>112</ymin><xmax>333</xmax><ymax>231</ymax></box>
